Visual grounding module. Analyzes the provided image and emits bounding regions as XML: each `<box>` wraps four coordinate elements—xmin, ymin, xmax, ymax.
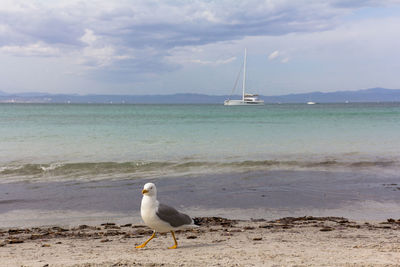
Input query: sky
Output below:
<box><xmin>1</xmin><ymin>0</ymin><xmax>400</xmax><ymax>96</ymax></box>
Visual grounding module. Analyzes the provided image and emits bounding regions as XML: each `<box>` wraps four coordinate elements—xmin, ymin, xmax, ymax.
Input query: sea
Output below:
<box><xmin>1</xmin><ymin>103</ymin><xmax>400</xmax><ymax>227</ymax></box>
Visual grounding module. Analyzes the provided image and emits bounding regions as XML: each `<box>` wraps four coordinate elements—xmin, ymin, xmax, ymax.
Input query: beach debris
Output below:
<box><xmin>257</xmin><ymin>216</ymin><xmax>373</xmax><ymax>231</ymax></box>
<box><xmin>250</xmin><ymin>218</ymin><xmax>266</xmax><ymax>222</ymax></box>
<box><xmin>259</xmin><ymin>223</ymin><xmax>293</xmax><ymax>229</ymax></box>
<box><xmin>259</xmin><ymin>225</ymin><xmax>274</xmax><ymax>229</ymax></box>
<box><xmin>134</xmin><ymin>229</ymin><xmax>153</xmax><ymax>235</ymax></box>
<box><xmin>8</xmin><ymin>229</ymin><xmax>27</xmax><ymax>235</ymax></box>
<box><xmin>52</xmin><ymin>226</ymin><xmax>69</xmax><ymax>232</ymax></box>
<box><xmin>193</xmin><ymin>217</ymin><xmax>238</xmax><ymax>227</ymax></box>
<box><xmin>385</xmin><ymin>218</ymin><xmax>400</xmax><ymax>224</ymax></box>
<box><xmin>320</xmin><ymin>227</ymin><xmax>334</xmax><ymax>232</ymax></box>
<box><xmin>1</xmin><ymin>216</ymin><xmax>398</xmax><ymax>247</ymax></box>
<box><xmin>7</xmin><ymin>238</ymin><xmax>24</xmax><ymax>244</ymax></box>
<box><xmin>132</xmin><ymin>225</ymin><xmax>147</xmax><ymax>228</ymax></box>
<box><xmin>105</xmin><ymin>230</ymin><xmax>122</xmax><ymax>236</ymax></box>
<box><xmin>101</xmin><ymin>223</ymin><xmax>116</xmax><ymax>226</ymax></box>
<box><xmin>271</xmin><ymin>216</ymin><xmax>350</xmax><ymax>224</ymax></box>
<box><xmin>41</xmin><ymin>244</ymin><xmax>51</xmax><ymax>247</ymax></box>
<box><xmin>104</xmin><ymin>225</ymin><xmax>121</xmax><ymax>230</ymax></box>
<box><xmin>253</xmin><ymin>237</ymin><xmax>262</xmax><ymax>241</ymax></box>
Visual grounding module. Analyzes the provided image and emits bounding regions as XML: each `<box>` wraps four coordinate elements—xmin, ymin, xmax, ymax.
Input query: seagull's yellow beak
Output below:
<box><xmin>142</xmin><ymin>189</ymin><xmax>149</xmax><ymax>194</ymax></box>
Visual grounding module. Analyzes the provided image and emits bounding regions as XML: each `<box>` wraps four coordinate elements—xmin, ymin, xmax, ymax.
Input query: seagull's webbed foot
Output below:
<box><xmin>135</xmin><ymin>231</ymin><xmax>156</xmax><ymax>249</ymax></box>
<box><xmin>168</xmin><ymin>230</ymin><xmax>178</xmax><ymax>249</ymax></box>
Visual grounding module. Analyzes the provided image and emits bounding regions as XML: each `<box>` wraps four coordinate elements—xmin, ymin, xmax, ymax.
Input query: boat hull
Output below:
<box><xmin>224</xmin><ymin>100</ymin><xmax>264</xmax><ymax>105</ymax></box>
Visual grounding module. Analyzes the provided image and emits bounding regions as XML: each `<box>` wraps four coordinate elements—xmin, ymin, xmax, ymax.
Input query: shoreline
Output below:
<box><xmin>1</xmin><ymin>216</ymin><xmax>400</xmax><ymax>266</ymax></box>
<box><xmin>1</xmin><ymin>169</ymin><xmax>400</xmax><ymax>228</ymax></box>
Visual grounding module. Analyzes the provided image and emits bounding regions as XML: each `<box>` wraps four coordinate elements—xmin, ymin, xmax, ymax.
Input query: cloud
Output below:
<box><xmin>268</xmin><ymin>50</ymin><xmax>280</xmax><ymax>60</ymax></box>
<box><xmin>281</xmin><ymin>57</ymin><xmax>290</xmax><ymax>63</ymax></box>
<box><xmin>77</xmin><ymin>28</ymin><xmax>131</xmax><ymax>68</ymax></box>
<box><xmin>268</xmin><ymin>50</ymin><xmax>290</xmax><ymax>63</ymax></box>
<box><xmin>331</xmin><ymin>0</ymin><xmax>383</xmax><ymax>8</ymax></box>
<box><xmin>0</xmin><ymin>42</ymin><xmax>60</xmax><ymax>57</ymax></box>
<box><xmin>80</xmin><ymin>29</ymin><xmax>97</xmax><ymax>46</ymax></box>
<box><xmin>189</xmin><ymin>56</ymin><xmax>237</xmax><ymax>65</ymax></box>
<box><xmin>0</xmin><ymin>0</ymin><xmax>398</xmax><ymax>78</ymax></box>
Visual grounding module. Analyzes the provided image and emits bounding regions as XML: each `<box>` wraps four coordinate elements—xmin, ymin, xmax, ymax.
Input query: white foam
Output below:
<box><xmin>39</xmin><ymin>163</ymin><xmax>64</xmax><ymax>172</ymax></box>
<box><xmin>0</xmin><ymin>209</ymin><xmax>142</xmax><ymax>228</ymax></box>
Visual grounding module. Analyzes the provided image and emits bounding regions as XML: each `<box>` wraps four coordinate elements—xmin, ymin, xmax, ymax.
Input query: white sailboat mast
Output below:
<box><xmin>242</xmin><ymin>48</ymin><xmax>247</xmax><ymax>101</ymax></box>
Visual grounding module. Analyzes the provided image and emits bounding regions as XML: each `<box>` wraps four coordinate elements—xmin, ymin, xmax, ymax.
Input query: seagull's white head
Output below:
<box><xmin>142</xmin><ymin>182</ymin><xmax>157</xmax><ymax>197</ymax></box>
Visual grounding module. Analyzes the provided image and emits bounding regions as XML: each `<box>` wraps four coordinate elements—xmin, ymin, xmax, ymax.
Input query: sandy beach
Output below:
<box><xmin>1</xmin><ymin>216</ymin><xmax>400</xmax><ymax>266</ymax></box>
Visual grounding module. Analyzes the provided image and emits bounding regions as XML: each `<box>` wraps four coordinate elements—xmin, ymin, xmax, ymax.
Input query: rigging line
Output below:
<box><xmin>228</xmin><ymin>61</ymin><xmax>244</xmax><ymax>100</ymax></box>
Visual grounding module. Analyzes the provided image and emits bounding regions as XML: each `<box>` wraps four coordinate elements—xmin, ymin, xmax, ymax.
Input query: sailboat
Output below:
<box><xmin>224</xmin><ymin>48</ymin><xmax>264</xmax><ymax>106</ymax></box>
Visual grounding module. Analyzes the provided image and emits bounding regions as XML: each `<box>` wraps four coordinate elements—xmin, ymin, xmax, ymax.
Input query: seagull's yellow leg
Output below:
<box><xmin>168</xmin><ymin>230</ymin><xmax>178</xmax><ymax>249</ymax></box>
<box><xmin>136</xmin><ymin>231</ymin><xmax>156</xmax><ymax>248</ymax></box>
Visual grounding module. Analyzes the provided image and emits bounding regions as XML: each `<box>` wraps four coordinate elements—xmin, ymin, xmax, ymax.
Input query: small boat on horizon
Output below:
<box><xmin>224</xmin><ymin>49</ymin><xmax>264</xmax><ymax>106</ymax></box>
<box><xmin>307</xmin><ymin>101</ymin><xmax>317</xmax><ymax>105</ymax></box>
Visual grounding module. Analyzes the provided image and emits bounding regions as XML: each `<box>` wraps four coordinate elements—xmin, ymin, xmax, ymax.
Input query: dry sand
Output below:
<box><xmin>1</xmin><ymin>216</ymin><xmax>400</xmax><ymax>266</ymax></box>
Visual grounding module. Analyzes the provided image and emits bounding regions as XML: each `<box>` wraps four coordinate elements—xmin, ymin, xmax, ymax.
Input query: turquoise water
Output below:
<box><xmin>1</xmin><ymin>103</ymin><xmax>400</xmax><ymax>183</ymax></box>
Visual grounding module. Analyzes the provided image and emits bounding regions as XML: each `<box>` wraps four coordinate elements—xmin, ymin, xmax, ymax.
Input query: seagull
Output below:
<box><xmin>136</xmin><ymin>182</ymin><xmax>197</xmax><ymax>249</ymax></box>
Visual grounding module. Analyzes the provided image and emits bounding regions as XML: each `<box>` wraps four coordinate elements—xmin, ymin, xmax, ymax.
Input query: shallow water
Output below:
<box><xmin>1</xmin><ymin>103</ymin><xmax>400</xmax><ymax>183</ymax></box>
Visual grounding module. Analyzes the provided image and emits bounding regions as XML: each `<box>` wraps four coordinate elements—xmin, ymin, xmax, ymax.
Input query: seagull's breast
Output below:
<box><xmin>140</xmin><ymin>196</ymin><xmax>172</xmax><ymax>232</ymax></box>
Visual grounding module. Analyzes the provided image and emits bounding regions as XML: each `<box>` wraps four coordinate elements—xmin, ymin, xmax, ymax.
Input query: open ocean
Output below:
<box><xmin>1</xmin><ymin>103</ymin><xmax>400</xmax><ymax>227</ymax></box>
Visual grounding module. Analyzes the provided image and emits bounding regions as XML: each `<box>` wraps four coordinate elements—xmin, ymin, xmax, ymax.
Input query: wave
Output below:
<box><xmin>221</xmin><ymin>159</ymin><xmax>398</xmax><ymax>169</ymax></box>
<box><xmin>1</xmin><ymin>158</ymin><xmax>399</xmax><ymax>183</ymax></box>
<box><xmin>0</xmin><ymin>161</ymin><xmax>173</xmax><ymax>178</ymax></box>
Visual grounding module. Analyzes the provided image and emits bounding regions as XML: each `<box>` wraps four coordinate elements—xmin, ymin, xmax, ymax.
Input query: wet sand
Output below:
<box><xmin>1</xmin><ymin>216</ymin><xmax>400</xmax><ymax>266</ymax></box>
<box><xmin>1</xmin><ymin>169</ymin><xmax>400</xmax><ymax>228</ymax></box>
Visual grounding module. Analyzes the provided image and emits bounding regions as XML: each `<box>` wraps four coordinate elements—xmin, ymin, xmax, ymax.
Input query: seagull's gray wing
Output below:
<box><xmin>156</xmin><ymin>203</ymin><xmax>192</xmax><ymax>227</ymax></box>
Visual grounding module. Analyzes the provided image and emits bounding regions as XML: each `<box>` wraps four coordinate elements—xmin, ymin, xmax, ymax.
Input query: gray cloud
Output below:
<box><xmin>330</xmin><ymin>0</ymin><xmax>382</xmax><ymax>8</ymax></box>
<box><xmin>0</xmin><ymin>0</ymin><xmax>396</xmax><ymax>78</ymax></box>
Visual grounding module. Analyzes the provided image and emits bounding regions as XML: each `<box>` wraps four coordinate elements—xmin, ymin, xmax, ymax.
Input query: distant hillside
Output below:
<box><xmin>1</xmin><ymin>88</ymin><xmax>400</xmax><ymax>104</ymax></box>
<box><xmin>0</xmin><ymin>93</ymin><xmax>227</xmax><ymax>104</ymax></box>
<box><xmin>266</xmin><ymin>88</ymin><xmax>400</xmax><ymax>103</ymax></box>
